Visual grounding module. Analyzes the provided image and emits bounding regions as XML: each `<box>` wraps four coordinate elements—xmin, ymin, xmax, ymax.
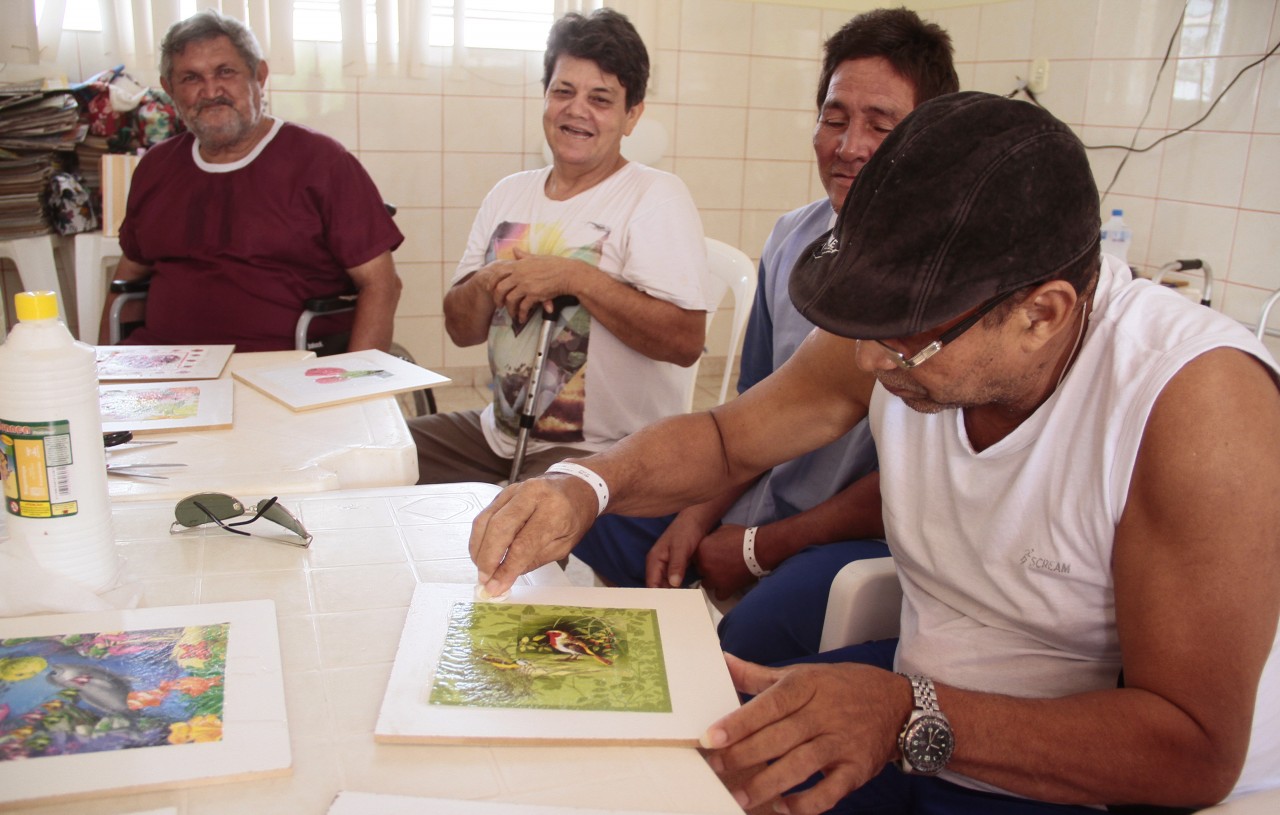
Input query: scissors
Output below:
<box><xmin>106</xmin><ymin>462</ymin><xmax>188</xmax><ymax>479</ymax></box>
<box><xmin>103</xmin><ymin>430</ymin><xmax>178</xmax><ymax>449</ymax></box>
<box><xmin>104</xmin><ymin>430</ymin><xmax>184</xmax><ymax>478</ymax></box>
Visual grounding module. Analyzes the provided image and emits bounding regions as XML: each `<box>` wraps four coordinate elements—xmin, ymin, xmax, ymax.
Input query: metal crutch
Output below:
<box><xmin>509</xmin><ymin>295</ymin><xmax>578</xmax><ymax>483</ymax></box>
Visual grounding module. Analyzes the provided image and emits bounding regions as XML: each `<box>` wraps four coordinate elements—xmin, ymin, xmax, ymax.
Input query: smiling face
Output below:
<box><xmin>161</xmin><ymin>35</ymin><xmax>268</xmax><ymax>158</ymax></box>
<box><xmin>813</xmin><ymin>56</ymin><xmax>918</xmax><ymax>213</ymax></box>
<box><xmin>542</xmin><ymin>54</ymin><xmax>642</xmax><ymax>176</ymax></box>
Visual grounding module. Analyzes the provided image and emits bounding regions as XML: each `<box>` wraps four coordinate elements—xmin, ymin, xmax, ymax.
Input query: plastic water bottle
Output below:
<box><xmin>0</xmin><ymin>291</ymin><xmax>117</xmax><ymax>591</ymax></box>
<box><xmin>1100</xmin><ymin>209</ymin><xmax>1132</xmax><ymax>265</ymax></box>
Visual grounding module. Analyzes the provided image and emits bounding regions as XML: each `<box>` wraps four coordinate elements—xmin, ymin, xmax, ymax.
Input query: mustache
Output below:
<box><xmin>193</xmin><ymin>97</ymin><xmax>235</xmax><ymax>113</ymax></box>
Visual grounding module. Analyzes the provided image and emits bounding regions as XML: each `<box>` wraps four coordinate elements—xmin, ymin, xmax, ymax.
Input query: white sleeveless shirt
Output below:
<box><xmin>871</xmin><ymin>255</ymin><xmax>1280</xmax><ymax>799</ymax></box>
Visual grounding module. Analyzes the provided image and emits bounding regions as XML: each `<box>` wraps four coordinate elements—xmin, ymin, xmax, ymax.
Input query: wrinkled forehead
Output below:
<box><xmin>171</xmin><ymin>35</ymin><xmax>253</xmax><ymax>73</ymax></box>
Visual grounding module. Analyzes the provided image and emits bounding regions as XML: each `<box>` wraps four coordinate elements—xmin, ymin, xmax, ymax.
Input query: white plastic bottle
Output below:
<box><xmin>1100</xmin><ymin>208</ymin><xmax>1132</xmax><ymax>265</ymax></box>
<box><xmin>0</xmin><ymin>291</ymin><xmax>117</xmax><ymax>590</ymax></box>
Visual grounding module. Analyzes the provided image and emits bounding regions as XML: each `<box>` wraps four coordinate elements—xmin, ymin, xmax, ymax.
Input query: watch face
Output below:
<box><xmin>903</xmin><ymin>714</ymin><xmax>955</xmax><ymax>775</ymax></box>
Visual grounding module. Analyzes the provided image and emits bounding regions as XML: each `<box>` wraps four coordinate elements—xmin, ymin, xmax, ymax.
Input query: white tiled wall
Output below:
<box><xmin>5</xmin><ymin>0</ymin><xmax>1279</xmax><ymax>366</ymax></box>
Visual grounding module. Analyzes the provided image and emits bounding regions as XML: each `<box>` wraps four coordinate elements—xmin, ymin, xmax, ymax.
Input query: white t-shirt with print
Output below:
<box><xmin>452</xmin><ymin>162</ymin><xmax>709</xmax><ymax>458</ymax></box>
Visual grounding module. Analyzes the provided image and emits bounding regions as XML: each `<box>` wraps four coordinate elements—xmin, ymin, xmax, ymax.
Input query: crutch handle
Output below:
<box><xmin>545</xmin><ymin>294</ymin><xmax>579</xmax><ymax>320</ymax></box>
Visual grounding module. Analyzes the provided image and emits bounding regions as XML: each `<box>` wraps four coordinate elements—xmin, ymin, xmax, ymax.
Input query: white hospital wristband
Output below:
<box><xmin>743</xmin><ymin>526</ymin><xmax>771</xmax><ymax>578</ymax></box>
<box><xmin>545</xmin><ymin>462</ymin><xmax>610</xmax><ymax>517</ymax></box>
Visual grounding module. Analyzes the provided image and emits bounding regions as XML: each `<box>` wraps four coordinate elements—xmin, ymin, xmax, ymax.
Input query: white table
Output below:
<box><xmin>6</xmin><ymin>483</ymin><xmax>742</xmax><ymax>815</ymax></box>
<box><xmin>106</xmin><ymin>350</ymin><xmax>419</xmax><ymax>502</ymax></box>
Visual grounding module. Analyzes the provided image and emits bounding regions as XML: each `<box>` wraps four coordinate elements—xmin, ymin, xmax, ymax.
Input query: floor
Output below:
<box><xmin>429</xmin><ymin>360</ymin><xmax>740</xmax><ymax>415</ymax></box>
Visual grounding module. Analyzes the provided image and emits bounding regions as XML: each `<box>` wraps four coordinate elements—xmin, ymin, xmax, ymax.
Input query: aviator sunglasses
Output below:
<box><xmin>169</xmin><ymin>492</ymin><xmax>313</xmax><ymax>547</ymax></box>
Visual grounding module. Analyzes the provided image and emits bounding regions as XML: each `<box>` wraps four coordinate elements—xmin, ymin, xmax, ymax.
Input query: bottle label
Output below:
<box><xmin>0</xmin><ymin>419</ymin><xmax>80</xmax><ymax>519</ymax></box>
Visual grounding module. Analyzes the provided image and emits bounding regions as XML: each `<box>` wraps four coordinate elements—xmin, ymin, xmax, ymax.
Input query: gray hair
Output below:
<box><xmin>160</xmin><ymin>9</ymin><xmax>264</xmax><ymax>82</ymax></box>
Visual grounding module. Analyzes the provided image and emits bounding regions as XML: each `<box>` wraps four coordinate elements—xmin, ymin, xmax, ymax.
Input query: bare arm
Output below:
<box><xmin>469</xmin><ymin>330</ymin><xmax>877</xmax><ymax>595</ymax></box>
<box><xmin>694</xmin><ymin>472</ymin><xmax>884</xmax><ymax>600</ymax></box>
<box><xmin>753</xmin><ymin>472</ymin><xmax>884</xmax><ymax>570</ymax></box>
<box><xmin>492</xmin><ymin>249</ymin><xmax>704</xmax><ymax>366</ymax></box>
<box><xmin>645</xmin><ymin>479</ymin><xmax>757</xmax><ymax>588</ymax></box>
<box><xmin>346</xmin><ymin>251</ymin><xmax>401</xmax><ymax>352</ymax></box>
<box><xmin>708</xmin><ymin>348</ymin><xmax>1280</xmax><ymax>813</ymax></box>
<box><xmin>443</xmin><ymin>265</ymin><xmax>503</xmax><ymax>347</ymax></box>
<box><xmin>98</xmin><ymin>255</ymin><xmax>152</xmax><ymax>344</ymax></box>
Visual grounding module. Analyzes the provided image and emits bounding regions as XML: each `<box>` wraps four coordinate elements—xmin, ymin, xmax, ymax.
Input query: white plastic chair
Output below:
<box><xmin>1199</xmin><ymin>789</ymin><xmax>1280</xmax><ymax>813</ymax></box>
<box><xmin>694</xmin><ymin>237</ymin><xmax>757</xmax><ymax>410</ymax></box>
<box><xmin>1255</xmin><ymin>287</ymin><xmax>1280</xmax><ymax>342</ymax></box>
<box><xmin>0</xmin><ymin>235</ymin><xmax>69</xmax><ymax>325</ymax></box>
<box><xmin>818</xmin><ymin>556</ymin><xmax>902</xmax><ymax>652</ymax></box>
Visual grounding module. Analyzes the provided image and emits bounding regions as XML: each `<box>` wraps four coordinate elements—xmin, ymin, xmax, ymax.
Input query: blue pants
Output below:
<box><xmin>778</xmin><ymin>641</ymin><xmax>1105</xmax><ymax>815</ymax></box>
<box><xmin>573</xmin><ymin>514</ymin><xmax>889</xmax><ymax>665</ymax></box>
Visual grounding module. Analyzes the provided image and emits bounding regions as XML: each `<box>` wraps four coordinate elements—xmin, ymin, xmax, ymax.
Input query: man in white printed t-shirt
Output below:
<box><xmin>410</xmin><ymin>8</ymin><xmax>707</xmax><ymax>484</ymax></box>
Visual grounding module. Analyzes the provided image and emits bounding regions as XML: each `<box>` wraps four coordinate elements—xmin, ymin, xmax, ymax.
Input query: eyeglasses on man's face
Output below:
<box><xmin>870</xmin><ymin>289</ymin><xmax>1018</xmax><ymax>370</ymax></box>
<box><xmin>169</xmin><ymin>492</ymin><xmax>313</xmax><ymax>547</ymax></box>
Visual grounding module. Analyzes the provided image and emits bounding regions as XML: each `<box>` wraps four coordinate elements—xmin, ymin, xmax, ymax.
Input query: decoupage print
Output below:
<box><xmin>0</xmin><ymin>623</ymin><xmax>229</xmax><ymax>760</ymax></box>
<box><xmin>429</xmin><ymin>602</ymin><xmax>671</xmax><ymax>713</ymax></box>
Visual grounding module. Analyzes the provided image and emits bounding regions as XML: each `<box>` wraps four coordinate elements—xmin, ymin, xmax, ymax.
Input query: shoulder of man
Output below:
<box><xmin>136</xmin><ymin>129</ymin><xmax>194</xmax><ymax>164</ymax></box>
<box><xmin>762</xmin><ymin>198</ymin><xmax>831</xmax><ymax>270</ymax></box>
<box><xmin>772</xmin><ymin>199</ymin><xmax>832</xmax><ymax>241</ymax></box>
<box><xmin>271</xmin><ymin>121</ymin><xmax>352</xmax><ymax>157</ymax></box>
<box><xmin>617</xmin><ymin>161</ymin><xmax>693</xmax><ymax>196</ymax></box>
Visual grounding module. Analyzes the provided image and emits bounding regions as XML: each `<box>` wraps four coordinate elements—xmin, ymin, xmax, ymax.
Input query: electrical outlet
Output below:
<box><xmin>1028</xmin><ymin>58</ymin><xmax>1050</xmax><ymax>94</ymax></box>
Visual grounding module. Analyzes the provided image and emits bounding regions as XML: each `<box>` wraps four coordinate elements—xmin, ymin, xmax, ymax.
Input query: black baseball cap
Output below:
<box><xmin>790</xmin><ymin>91</ymin><xmax>1100</xmax><ymax>340</ymax></box>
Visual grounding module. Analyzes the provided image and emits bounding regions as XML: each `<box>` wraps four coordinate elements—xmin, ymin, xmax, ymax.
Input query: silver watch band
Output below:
<box><xmin>907</xmin><ymin>674</ymin><xmax>940</xmax><ymax>713</ymax></box>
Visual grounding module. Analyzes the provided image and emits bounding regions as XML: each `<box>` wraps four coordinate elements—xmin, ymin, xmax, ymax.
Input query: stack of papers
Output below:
<box><xmin>0</xmin><ymin>83</ymin><xmax>84</xmax><ymax>239</ymax></box>
<box><xmin>0</xmin><ymin>90</ymin><xmax>83</xmax><ymax>152</ymax></box>
<box><xmin>76</xmin><ymin>134</ymin><xmax>109</xmax><ymax>203</ymax></box>
<box><xmin>0</xmin><ymin>152</ymin><xmax>54</xmax><ymax>238</ymax></box>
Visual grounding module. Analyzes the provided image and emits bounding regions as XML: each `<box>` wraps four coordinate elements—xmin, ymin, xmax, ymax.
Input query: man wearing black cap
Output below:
<box><xmin>469</xmin><ymin>92</ymin><xmax>1280</xmax><ymax>813</ymax></box>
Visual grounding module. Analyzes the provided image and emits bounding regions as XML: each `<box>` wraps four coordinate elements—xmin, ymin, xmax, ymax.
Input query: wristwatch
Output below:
<box><xmin>898</xmin><ymin>674</ymin><xmax>955</xmax><ymax>775</ymax></box>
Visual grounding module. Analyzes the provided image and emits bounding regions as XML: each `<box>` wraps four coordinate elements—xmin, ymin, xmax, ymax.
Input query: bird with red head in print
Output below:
<box><xmin>545</xmin><ymin>629</ymin><xmax>613</xmax><ymax>666</ymax></box>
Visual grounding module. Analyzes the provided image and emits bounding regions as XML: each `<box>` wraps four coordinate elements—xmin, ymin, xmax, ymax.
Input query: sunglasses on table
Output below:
<box><xmin>169</xmin><ymin>492</ymin><xmax>313</xmax><ymax>547</ymax></box>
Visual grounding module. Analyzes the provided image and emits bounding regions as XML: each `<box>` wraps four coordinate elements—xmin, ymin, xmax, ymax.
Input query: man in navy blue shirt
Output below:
<box><xmin>573</xmin><ymin>8</ymin><xmax>958</xmax><ymax>664</ymax></box>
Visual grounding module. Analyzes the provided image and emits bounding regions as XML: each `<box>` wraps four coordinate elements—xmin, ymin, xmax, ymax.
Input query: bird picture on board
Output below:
<box><xmin>428</xmin><ymin>602</ymin><xmax>672</xmax><ymax>713</ymax></box>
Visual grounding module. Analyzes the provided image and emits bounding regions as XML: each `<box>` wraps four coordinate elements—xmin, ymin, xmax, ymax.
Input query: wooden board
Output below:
<box><xmin>0</xmin><ymin>600</ymin><xmax>290</xmax><ymax>810</ymax></box>
<box><xmin>99</xmin><ymin>379</ymin><xmax>234</xmax><ymax>433</ymax></box>
<box><xmin>230</xmin><ymin>349</ymin><xmax>449</xmax><ymax>411</ymax></box>
<box><xmin>95</xmin><ymin>346</ymin><xmax>234</xmax><ymax>381</ymax></box>
<box><xmin>375</xmin><ymin>584</ymin><xmax>739</xmax><ymax>746</ymax></box>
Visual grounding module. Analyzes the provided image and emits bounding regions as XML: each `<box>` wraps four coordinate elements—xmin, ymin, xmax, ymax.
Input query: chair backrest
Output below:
<box><xmin>1257</xmin><ymin>288</ymin><xmax>1280</xmax><ymax>342</ymax></box>
<box><xmin>818</xmin><ymin>557</ymin><xmax>901</xmax><ymax>652</ymax></box>
<box><xmin>695</xmin><ymin>237</ymin><xmax>757</xmax><ymax>410</ymax></box>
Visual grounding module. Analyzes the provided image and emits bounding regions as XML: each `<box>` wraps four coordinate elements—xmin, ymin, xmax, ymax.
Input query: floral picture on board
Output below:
<box><xmin>98</xmin><ymin>379</ymin><xmax>234</xmax><ymax>432</ymax></box>
<box><xmin>0</xmin><ymin>623</ymin><xmax>228</xmax><ymax>761</ymax></box>
<box><xmin>95</xmin><ymin>345</ymin><xmax>234</xmax><ymax>380</ymax></box>
<box><xmin>428</xmin><ymin>602</ymin><xmax>671</xmax><ymax>713</ymax></box>
<box><xmin>100</xmin><ymin>384</ymin><xmax>201</xmax><ymax>422</ymax></box>
<box><xmin>231</xmin><ymin>349</ymin><xmax>449</xmax><ymax>410</ymax></box>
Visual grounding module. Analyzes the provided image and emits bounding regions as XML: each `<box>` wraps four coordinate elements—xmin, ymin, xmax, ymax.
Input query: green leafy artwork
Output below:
<box><xmin>428</xmin><ymin>602</ymin><xmax>671</xmax><ymax>713</ymax></box>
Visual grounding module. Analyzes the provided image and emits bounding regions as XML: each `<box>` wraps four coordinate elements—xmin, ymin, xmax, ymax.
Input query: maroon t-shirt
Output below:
<box><xmin>119</xmin><ymin>121</ymin><xmax>404</xmax><ymax>351</ymax></box>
